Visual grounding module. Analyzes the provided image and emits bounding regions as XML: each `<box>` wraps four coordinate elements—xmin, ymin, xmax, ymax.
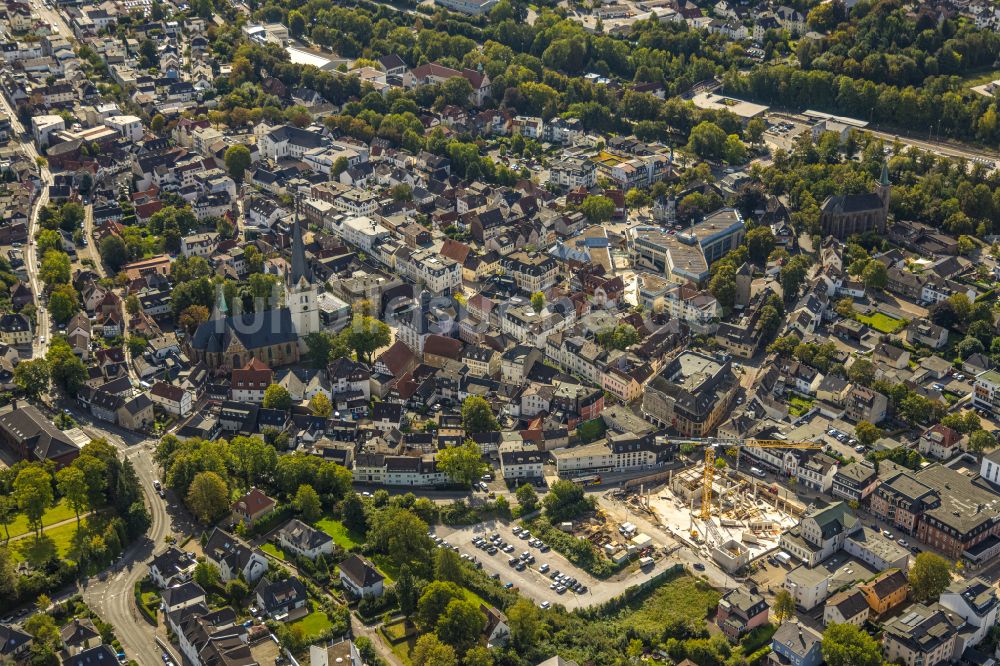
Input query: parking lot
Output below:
<box><xmin>433</xmin><ymin>519</ymin><xmax>674</xmax><ymax>610</ymax></box>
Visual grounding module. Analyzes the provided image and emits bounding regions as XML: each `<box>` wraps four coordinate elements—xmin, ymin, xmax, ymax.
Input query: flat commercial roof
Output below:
<box><xmin>690</xmin><ymin>92</ymin><xmax>768</xmax><ymax>119</ymax></box>
<box><xmin>802</xmin><ymin>110</ymin><xmax>868</xmax><ymax>128</ymax></box>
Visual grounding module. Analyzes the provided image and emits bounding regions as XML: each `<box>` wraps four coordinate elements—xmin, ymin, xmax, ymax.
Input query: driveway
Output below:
<box><xmin>432</xmin><ymin>519</ymin><xmax>674</xmax><ymax>610</ymax></box>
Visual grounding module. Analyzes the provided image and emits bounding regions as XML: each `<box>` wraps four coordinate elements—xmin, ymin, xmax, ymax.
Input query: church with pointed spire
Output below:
<box><xmin>187</xmin><ymin>206</ymin><xmax>319</xmax><ymax>371</ymax></box>
<box><xmin>818</xmin><ymin>161</ymin><xmax>890</xmax><ymax>239</ymax></box>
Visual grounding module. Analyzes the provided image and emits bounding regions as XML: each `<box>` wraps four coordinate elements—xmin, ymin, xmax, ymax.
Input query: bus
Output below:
<box><xmin>573</xmin><ymin>474</ymin><xmax>602</xmax><ymax>486</ymax></box>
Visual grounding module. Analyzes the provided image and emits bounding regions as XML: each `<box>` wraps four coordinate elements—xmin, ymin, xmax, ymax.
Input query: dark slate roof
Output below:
<box><xmin>340</xmin><ymin>554</ymin><xmax>384</xmax><ymax>588</ymax></box>
<box><xmin>0</xmin><ymin>624</ymin><xmax>31</xmax><ymax>656</ymax></box>
<box><xmin>190</xmin><ymin>309</ymin><xmax>298</xmax><ymax>354</ymax></box>
<box><xmin>278</xmin><ymin>518</ymin><xmax>333</xmax><ymax>552</ymax></box>
<box><xmin>821</xmin><ymin>193</ymin><xmax>884</xmax><ymax>214</ymax></box>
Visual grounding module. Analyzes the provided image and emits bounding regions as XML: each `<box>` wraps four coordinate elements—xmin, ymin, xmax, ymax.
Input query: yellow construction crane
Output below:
<box><xmin>660</xmin><ymin>437</ymin><xmax>823</xmax><ymax>521</ymax></box>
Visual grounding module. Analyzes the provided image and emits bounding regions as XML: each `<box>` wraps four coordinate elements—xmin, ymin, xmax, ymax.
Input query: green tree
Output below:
<box><xmin>543</xmin><ymin>479</ymin><xmax>591</xmax><ymax>522</ymax></box>
<box><xmin>969</xmin><ymin>430</ymin><xmax>996</xmax><ymax>458</ymax></box>
<box><xmin>579</xmin><ymin>195</ymin><xmax>615</xmax><ymax>224</ymax></box>
<box><xmin>0</xmin><ymin>496</ymin><xmax>18</xmax><ymax>542</ymax></box>
<box><xmin>48</xmin><ymin>283</ymin><xmax>80</xmax><ymax>325</ymax></box>
<box><xmin>848</xmin><ymin>359</ymin><xmax>876</xmax><ymax>386</ymax></box>
<box><xmin>709</xmin><ymin>264</ymin><xmax>737</xmax><ymax>309</ymax></box>
<box><xmin>396</xmin><ymin>564</ymin><xmax>419</xmax><ymax>618</ymax></box>
<box><xmin>724</xmin><ymin>134</ymin><xmax>747</xmax><ymax>164</ymax></box>
<box><xmin>262</xmin><ymin>384</ymin><xmax>292</xmax><ymax>410</ymax></box>
<box><xmin>343</xmin><ymin>315</ymin><xmax>390</xmax><ymax>364</ymax></box>
<box><xmin>746</xmin><ymin>227</ymin><xmax>776</xmax><ymax>265</ymax></box>
<box><xmin>24</xmin><ymin>613</ymin><xmax>59</xmax><ymax>649</ymax></box>
<box><xmin>745</xmin><ymin>117</ymin><xmax>767</xmax><ymax>145</ymax></box>
<box><xmin>342</xmin><ymin>493</ymin><xmax>367</xmax><ymax>534</ymax></box>
<box><xmin>463</xmin><ymin>646</ymin><xmax>494</xmax><ymax>666</ymax></box>
<box><xmin>40</xmin><ymin>250</ymin><xmax>71</xmax><ymax>286</ymax></box>
<box><xmin>530</xmin><ymin>291</ymin><xmax>545</xmax><ymax>313</ymax></box>
<box><xmin>56</xmin><ymin>466</ymin><xmax>89</xmax><ymax>525</ymax></box>
<box><xmin>854</xmin><ymin>421</ymin><xmax>883</xmax><ymax>447</ymax></box>
<box><xmin>303</xmin><ymin>331</ymin><xmax>346</xmax><ymax>368</ymax></box>
<box><xmin>910</xmin><ymin>552</ymin><xmax>951</xmax><ymax>602</ymax></box>
<box><xmin>462</xmin><ymin>396</ymin><xmax>499</xmax><ymax>434</ymax></box>
<box><xmin>412</xmin><ymin>633</ymin><xmax>457</xmax><ymax>666</ymax></box>
<box><xmin>226</xmin><ymin>578</ymin><xmax>249</xmax><ymax>605</ymax></box>
<box><xmin>13</xmin><ymin>358</ymin><xmax>49</xmax><ymax>399</ymax></box>
<box><xmin>416</xmin><ymin>580</ymin><xmax>465</xmax><ymax>631</ymax></box>
<box><xmin>437</xmin><ymin>440</ymin><xmax>486</xmax><ymax>488</ymax></box>
<box><xmin>515</xmin><ymin>483</ymin><xmax>538</xmax><ymax>513</ymax></box>
<box><xmin>194</xmin><ymin>561</ymin><xmax>221</xmax><ymax>590</ymax></box>
<box><xmin>186</xmin><ymin>471</ymin><xmax>230</xmax><ymax>524</ymax></box>
<box><xmin>288</xmin><ymin>9</ymin><xmax>306</xmax><ymax>37</ymax></box>
<box><xmin>507</xmin><ymin>597</ymin><xmax>541</xmax><ymax>650</ymax></box>
<box><xmin>772</xmin><ymin>588</ymin><xmax>795</xmax><ymax>623</ymax></box>
<box><xmin>861</xmin><ymin>260</ymin><xmax>888</xmax><ymax>290</ymax></box>
<box><xmin>227</xmin><ymin>436</ymin><xmax>277</xmax><ymax>491</ymax></box>
<box><xmin>46</xmin><ymin>337</ymin><xmax>86</xmax><ymax>394</ymax></box>
<box><xmin>13</xmin><ymin>466</ymin><xmax>53</xmax><ymax>538</ymax></box>
<box><xmin>150</xmin><ymin>113</ymin><xmax>166</xmax><ymax>134</ymax></box>
<box><xmin>780</xmin><ymin>255</ymin><xmax>812</xmax><ymax>302</ymax></box>
<box><xmin>686</xmin><ymin>121</ymin><xmax>727</xmax><ymax>160</ymax></box>
<box><xmin>309</xmin><ymin>393</ymin><xmax>333</xmax><ymax>417</ymax></box>
<box><xmin>35</xmin><ymin>229</ymin><xmax>61</xmax><ymax>253</ymax></box>
<box><xmin>436</xmin><ymin>599</ymin><xmax>485</xmax><ymax>654</ymax></box>
<box><xmin>99</xmin><ymin>236</ymin><xmax>129</xmax><ymax>271</ymax></box>
<box><xmin>293</xmin><ymin>484</ymin><xmax>322</xmax><ymax>522</ymax></box>
<box><xmin>434</xmin><ymin>546</ymin><xmax>464</xmax><ymax>584</ymax></box>
<box><xmin>821</xmin><ymin>623</ymin><xmax>883</xmax><ymax>666</ymax></box>
<box><xmin>224</xmin><ymin>144</ymin><xmax>252</xmax><ymax>183</ymax></box>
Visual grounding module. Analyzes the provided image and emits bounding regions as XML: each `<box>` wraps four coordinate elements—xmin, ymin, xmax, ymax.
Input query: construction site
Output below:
<box><xmin>629</xmin><ymin>460</ymin><xmax>804</xmax><ymax>573</ymax></box>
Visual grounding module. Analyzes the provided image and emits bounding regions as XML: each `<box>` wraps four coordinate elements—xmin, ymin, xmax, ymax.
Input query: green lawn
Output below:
<box><xmin>291</xmin><ymin>601</ymin><xmax>335</xmax><ymax>639</ymax></box>
<box><xmin>4</xmin><ymin>500</ymin><xmax>77</xmax><ymax>540</ymax></box>
<box><xmin>261</xmin><ymin>543</ymin><xmax>286</xmax><ymax>561</ymax></box>
<box><xmin>371</xmin><ymin>555</ymin><xmax>399</xmax><ymax>583</ymax></box>
<box><xmin>13</xmin><ymin>519</ymin><xmax>84</xmax><ymax>565</ymax></box>
<box><xmin>857</xmin><ymin>312</ymin><xmax>904</xmax><ymax>333</ymax></box>
<box><xmin>315</xmin><ymin>518</ymin><xmax>363</xmax><ymax>549</ymax></box>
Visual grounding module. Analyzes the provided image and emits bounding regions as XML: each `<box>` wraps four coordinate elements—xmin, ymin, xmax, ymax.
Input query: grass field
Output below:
<box><xmin>4</xmin><ymin>500</ymin><xmax>77</xmax><ymax>540</ymax></box>
<box><xmin>619</xmin><ymin>573</ymin><xmax>721</xmax><ymax>635</ymax></box>
<box><xmin>315</xmin><ymin>518</ymin><xmax>363</xmax><ymax>549</ymax></box>
<box><xmin>857</xmin><ymin>312</ymin><xmax>904</xmax><ymax>333</ymax></box>
<box><xmin>291</xmin><ymin>601</ymin><xmax>335</xmax><ymax>639</ymax></box>
<box><xmin>13</xmin><ymin>520</ymin><xmax>83</xmax><ymax>565</ymax></box>
<box><xmin>261</xmin><ymin>543</ymin><xmax>287</xmax><ymax>561</ymax></box>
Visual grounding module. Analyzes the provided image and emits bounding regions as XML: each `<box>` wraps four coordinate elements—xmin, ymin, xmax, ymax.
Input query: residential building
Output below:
<box><xmin>276</xmin><ymin>519</ymin><xmax>335</xmax><ymax>560</ymax></box>
<box><xmin>500</xmin><ymin>449</ymin><xmax>545</xmax><ymax>480</ymax></box>
<box><xmin>0</xmin><ymin>403</ymin><xmax>79</xmax><ymax>468</ymax></box>
<box><xmin>939</xmin><ymin>577</ymin><xmax>999</xmax><ymax>654</ymax></box>
<box><xmin>716</xmin><ymin>587</ymin><xmax>769</xmax><ymax>641</ymax></box>
<box><xmin>859</xmin><ymin>569</ymin><xmax>909</xmax><ymax>616</ymax></box>
<box><xmin>254</xmin><ymin>576</ymin><xmax>308</xmax><ymax>621</ymax></box>
<box><xmin>831</xmin><ymin>461</ymin><xmax>878</xmax><ymax>503</ymax></box>
<box><xmin>973</xmin><ymin>369</ymin><xmax>1000</xmax><ymax>417</ymax></box>
<box><xmin>149</xmin><ymin>546</ymin><xmax>197</xmax><ymax>588</ymax></box>
<box><xmin>231</xmin><ymin>487</ymin><xmax>276</xmax><ymax>525</ymax></box>
<box><xmin>844</xmin><ymin>385</ymin><xmax>888</xmax><ymax>424</ymax></box>
<box><xmin>231</xmin><ymin>358</ymin><xmax>273</xmax><ymax>403</ymax></box>
<box><xmin>203</xmin><ymin>528</ymin><xmax>269</xmax><ymax>583</ymax></box>
<box><xmin>823</xmin><ymin>588</ymin><xmax>869</xmax><ymax>627</ymax></box>
<box><xmin>882</xmin><ymin>603</ymin><xmax>961</xmax><ymax>666</ymax></box>
<box><xmin>642</xmin><ymin>351</ymin><xmax>737</xmax><ymax>436</ymax></box>
<box><xmin>339</xmin><ymin>554</ymin><xmax>385</xmax><ymax>598</ymax></box>
<box><xmin>770</xmin><ymin>621</ymin><xmax>822</xmax><ymax>666</ymax></box>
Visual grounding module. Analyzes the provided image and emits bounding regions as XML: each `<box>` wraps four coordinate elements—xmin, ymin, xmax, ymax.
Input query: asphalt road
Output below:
<box><xmin>81</xmin><ymin>436</ymin><xmax>183</xmax><ymax>666</ymax></box>
<box><xmin>0</xmin><ymin>83</ymin><xmax>51</xmax><ymax>359</ymax></box>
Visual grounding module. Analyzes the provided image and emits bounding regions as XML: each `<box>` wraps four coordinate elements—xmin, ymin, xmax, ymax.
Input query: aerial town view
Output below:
<box><xmin>1</xmin><ymin>0</ymin><xmax>1000</xmax><ymax>663</ymax></box>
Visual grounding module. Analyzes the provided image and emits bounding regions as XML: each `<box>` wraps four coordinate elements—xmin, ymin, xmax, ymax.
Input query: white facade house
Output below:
<box><xmin>104</xmin><ymin>114</ymin><xmax>144</xmax><ymax>142</ymax></box>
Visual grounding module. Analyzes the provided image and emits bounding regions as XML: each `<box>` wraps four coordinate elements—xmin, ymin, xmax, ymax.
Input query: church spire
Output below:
<box><xmin>879</xmin><ymin>160</ymin><xmax>890</xmax><ymax>187</ymax></box>
<box><xmin>289</xmin><ymin>193</ymin><xmax>311</xmax><ymax>286</ymax></box>
<box><xmin>212</xmin><ymin>283</ymin><xmax>228</xmax><ymax>319</ymax></box>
